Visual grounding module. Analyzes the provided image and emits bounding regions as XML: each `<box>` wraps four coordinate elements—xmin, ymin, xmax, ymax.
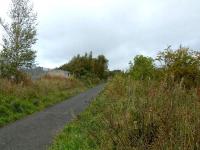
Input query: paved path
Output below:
<box><xmin>0</xmin><ymin>84</ymin><xmax>105</xmax><ymax>150</ymax></box>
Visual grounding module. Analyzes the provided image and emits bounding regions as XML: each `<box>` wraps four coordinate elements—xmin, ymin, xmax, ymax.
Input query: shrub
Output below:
<box><xmin>129</xmin><ymin>55</ymin><xmax>155</xmax><ymax>80</ymax></box>
<box><xmin>156</xmin><ymin>46</ymin><xmax>200</xmax><ymax>88</ymax></box>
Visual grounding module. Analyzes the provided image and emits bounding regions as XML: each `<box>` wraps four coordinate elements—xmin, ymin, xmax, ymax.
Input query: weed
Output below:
<box><xmin>50</xmin><ymin>74</ymin><xmax>200</xmax><ymax>150</ymax></box>
<box><xmin>0</xmin><ymin>76</ymin><xmax>86</xmax><ymax>127</ymax></box>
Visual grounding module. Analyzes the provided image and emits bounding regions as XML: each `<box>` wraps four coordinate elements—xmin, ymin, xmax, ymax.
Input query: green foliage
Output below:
<box><xmin>50</xmin><ymin>46</ymin><xmax>200</xmax><ymax>150</ymax></box>
<box><xmin>157</xmin><ymin>46</ymin><xmax>200</xmax><ymax>88</ymax></box>
<box><xmin>129</xmin><ymin>46</ymin><xmax>200</xmax><ymax>88</ymax></box>
<box><xmin>0</xmin><ymin>0</ymin><xmax>37</xmax><ymax>81</ymax></box>
<box><xmin>0</xmin><ymin>77</ymin><xmax>86</xmax><ymax>127</ymax></box>
<box><xmin>129</xmin><ymin>55</ymin><xmax>155</xmax><ymax>80</ymax></box>
<box><xmin>60</xmin><ymin>52</ymin><xmax>108</xmax><ymax>81</ymax></box>
<box><xmin>50</xmin><ymin>75</ymin><xmax>200</xmax><ymax>150</ymax></box>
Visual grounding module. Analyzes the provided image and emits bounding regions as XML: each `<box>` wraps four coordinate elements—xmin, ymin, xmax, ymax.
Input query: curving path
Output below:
<box><xmin>0</xmin><ymin>84</ymin><xmax>105</xmax><ymax>150</ymax></box>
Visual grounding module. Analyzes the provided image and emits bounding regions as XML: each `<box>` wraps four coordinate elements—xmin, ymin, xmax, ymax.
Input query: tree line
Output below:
<box><xmin>129</xmin><ymin>46</ymin><xmax>200</xmax><ymax>88</ymax></box>
<box><xmin>1</xmin><ymin>0</ymin><xmax>200</xmax><ymax>88</ymax></box>
<box><xmin>60</xmin><ymin>52</ymin><xmax>108</xmax><ymax>80</ymax></box>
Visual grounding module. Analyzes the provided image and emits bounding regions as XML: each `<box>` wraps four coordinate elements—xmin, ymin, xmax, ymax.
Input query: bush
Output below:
<box><xmin>129</xmin><ymin>55</ymin><xmax>155</xmax><ymax>80</ymax></box>
<box><xmin>156</xmin><ymin>46</ymin><xmax>200</xmax><ymax>88</ymax></box>
<box><xmin>60</xmin><ymin>52</ymin><xmax>109</xmax><ymax>80</ymax></box>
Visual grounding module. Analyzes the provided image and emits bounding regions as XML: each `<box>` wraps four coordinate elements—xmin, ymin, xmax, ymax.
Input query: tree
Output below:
<box><xmin>129</xmin><ymin>55</ymin><xmax>154</xmax><ymax>80</ymax></box>
<box><xmin>94</xmin><ymin>55</ymin><xmax>108</xmax><ymax>79</ymax></box>
<box><xmin>60</xmin><ymin>52</ymin><xmax>109</xmax><ymax>80</ymax></box>
<box><xmin>0</xmin><ymin>0</ymin><xmax>37</xmax><ymax>81</ymax></box>
<box><xmin>156</xmin><ymin>46</ymin><xmax>200</xmax><ymax>88</ymax></box>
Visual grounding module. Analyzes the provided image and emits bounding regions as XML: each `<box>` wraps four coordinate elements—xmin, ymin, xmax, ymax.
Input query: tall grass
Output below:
<box><xmin>50</xmin><ymin>74</ymin><xmax>200</xmax><ymax>150</ymax></box>
<box><xmin>0</xmin><ymin>76</ymin><xmax>86</xmax><ymax>127</ymax></box>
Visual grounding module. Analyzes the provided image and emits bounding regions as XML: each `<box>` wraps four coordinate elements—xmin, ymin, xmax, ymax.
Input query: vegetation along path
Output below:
<box><xmin>0</xmin><ymin>84</ymin><xmax>105</xmax><ymax>150</ymax></box>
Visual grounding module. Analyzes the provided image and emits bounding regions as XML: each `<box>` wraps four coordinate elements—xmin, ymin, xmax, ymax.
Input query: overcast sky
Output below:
<box><xmin>0</xmin><ymin>0</ymin><xmax>200</xmax><ymax>70</ymax></box>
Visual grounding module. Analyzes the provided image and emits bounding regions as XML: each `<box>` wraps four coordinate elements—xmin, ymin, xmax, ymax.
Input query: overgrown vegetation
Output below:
<box><xmin>50</xmin><ymin>74</ymin><xmax>200</xmax><ymax>150</ymax></box>
<box><xmin>50</xmin><ymin>46</ymin><xmax>200</xmax><ymax>150</ymax></box>
<box><xmin>0</xmin><ymin>0</ymin><xmax>97</xmax><ymax>128</ymax></box>
<box><xmin>1</xmin><ymin>2</ymin><xmax>200</xmax><ymax>148</ymax></box>
<box><xmin>60</xmin><ymin>52</ymin><xmax>108</xmax><ymax>85</ymax></box>
<box><xmin>156</xmin><ymin>46</ymin><xmax>200</xmax><ymax>88</ymax></box>
<box><xmin>0</xmin><ymin>76</ymin><xmax>86</xmax><ymax>127</ymax></box>
<box><xmin>129</xmin><ymin>55</ymin><xmax>155</xmax><ymax>80</ymax></box>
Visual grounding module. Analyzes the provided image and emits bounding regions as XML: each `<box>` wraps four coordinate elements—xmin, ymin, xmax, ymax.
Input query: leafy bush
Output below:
<box><xmin>157</xmin><ymin>46</ymin><xmax>200</xmax><ymax>88</ymax></box>
<box><xmin>129</xmin><ymin>55</ymin><xmax>155</xmax><ymax>80</ymax></box>
<box><xmin>60</xmin><ymin>52</ymin><xmax>109</xmax><ymax>81</ymax></box>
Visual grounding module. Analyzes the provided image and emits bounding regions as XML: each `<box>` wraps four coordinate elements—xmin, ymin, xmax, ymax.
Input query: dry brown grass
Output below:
<box><xmin>0</xmin><ymin>76</ymin><xmax>86</xmax><ymax>127</ymax></box>
<box><xmin>50</xmin><ymin>74</ymin><xmax>200</xmax><ymax>150</ymax></box>
<box><xmin>97</xmin><ymin>75</ymin><xmax>200</xmax><ymax>149</ymax></box>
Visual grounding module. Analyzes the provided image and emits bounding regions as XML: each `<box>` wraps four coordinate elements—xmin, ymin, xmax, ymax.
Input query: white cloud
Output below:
<box><xmin>0</xmin><ymin>0</ymin><xmax>200</xmax><ymax>70</ymax></box>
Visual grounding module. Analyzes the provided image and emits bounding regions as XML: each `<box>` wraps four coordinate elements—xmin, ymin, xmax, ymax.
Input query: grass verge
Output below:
<box><xmin>0</xmin><ymin>76</ymin><xmax>87</xmax><ymax>127</ymax></box>
<box><xmin>50</xmin><ymin>74</ymin><xmax>200</xmax><ymax>150</ymax></box>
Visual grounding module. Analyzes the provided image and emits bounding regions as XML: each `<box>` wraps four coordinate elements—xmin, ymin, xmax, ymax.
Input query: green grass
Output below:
<box><xmin>0</xmin><ymin>76</ymin><xmax>87</xmax><ymax>127</ymax></box>
<box><xmin>50</xmin><ymin>74</ymin><xmax>200</xmax><ymax>150</ymax></box>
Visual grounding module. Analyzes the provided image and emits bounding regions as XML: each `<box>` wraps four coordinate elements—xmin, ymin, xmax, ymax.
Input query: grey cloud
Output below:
<box><xmin>2</xmin><ymin>0</ymin><xmax>199</xmax><ymax>70</ymax></box>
